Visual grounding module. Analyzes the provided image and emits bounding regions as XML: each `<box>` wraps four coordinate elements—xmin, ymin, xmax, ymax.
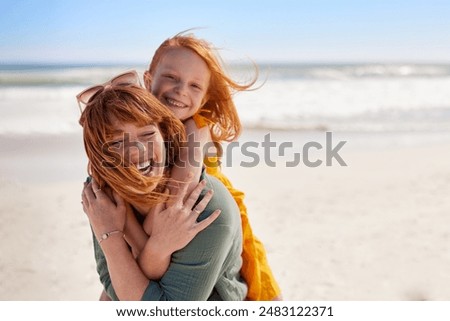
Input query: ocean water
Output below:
<box><xmin>1</xmin><ymin>63</ymin><xmax>450</xmax><ymax>135</ymax></box>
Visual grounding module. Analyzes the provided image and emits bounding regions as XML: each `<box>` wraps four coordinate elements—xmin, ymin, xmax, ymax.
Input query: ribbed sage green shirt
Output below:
<box><xmin>93</xmin><ymin>173</ymin><xmax>247</xmax><ymax>300</ymax></box>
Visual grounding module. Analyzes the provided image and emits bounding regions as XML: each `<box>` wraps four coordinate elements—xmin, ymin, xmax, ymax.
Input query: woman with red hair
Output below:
<box><xmin>78</xmin><ymin>76</ymin><xmax>246</xmax><ymax>300</ymax></box>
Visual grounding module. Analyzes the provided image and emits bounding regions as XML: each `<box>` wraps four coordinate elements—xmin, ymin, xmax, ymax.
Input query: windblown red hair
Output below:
<box><xmin>79</xmin><ymin>85</ymin><xmax>186</xmax><ymax>206</ymax></box>
<box><xmin>145</xmin><ymin>32</ymin><xmax>258</xmax><ymax>143</ymax></box>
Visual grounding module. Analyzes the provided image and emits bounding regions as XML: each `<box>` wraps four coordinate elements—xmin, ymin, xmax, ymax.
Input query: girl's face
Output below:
<box><xmin>108</xmin><ymin>121</ymin><xmax>166</xmax><ymax>181</ymax></box>
<box><xmin>150</xmin><ymin>48</ymin><xmax>211</xmax><ymax>121</ymax></box>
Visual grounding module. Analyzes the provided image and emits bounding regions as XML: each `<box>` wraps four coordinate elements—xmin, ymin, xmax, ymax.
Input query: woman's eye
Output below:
<box><xmin>142</xmin><ymin>132</ymin><xmax>155</xmax><ymax>138</ymax></box>
<box><xmin>164</xmin><ymin>74</ymin><xmax>176</xmax><ymax>80</ymax></box>
<box><xmin>110</xmin><ymin>141</ymin><xmax>123</xmax><ymax>148</ymax></box>
<box><xmin>191</xmin><ymin>83</ymin><xmax>202</xmax><ymax>90</ymax></box>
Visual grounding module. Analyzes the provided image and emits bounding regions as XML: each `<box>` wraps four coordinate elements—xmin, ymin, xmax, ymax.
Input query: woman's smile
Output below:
<box><xmin>137</xmin><ymin>159</ymin><xmax>152</xmax><ymax>175</ymax></box>
<box><xmin>109</xmin><ymin>121</ymin><xmax>166</xmax><ymax>179</ymax></box>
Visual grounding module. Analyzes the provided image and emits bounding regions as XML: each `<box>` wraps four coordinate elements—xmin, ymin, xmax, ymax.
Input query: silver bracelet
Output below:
<box><xmin>98</xmin><ymin>230</ymin><xmax>123</xmax><ymax>244</ymax></box>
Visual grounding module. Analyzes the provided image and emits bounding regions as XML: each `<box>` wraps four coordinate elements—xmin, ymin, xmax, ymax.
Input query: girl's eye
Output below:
<box><xmin>191</xmin><ymin>83</ymin><xmax>202</xmax><ymax>90</ymax></box>
<box><xmin>164</xmin><ymin>74</ymin><xmax>176</xmax><ymax>80</ymax></box>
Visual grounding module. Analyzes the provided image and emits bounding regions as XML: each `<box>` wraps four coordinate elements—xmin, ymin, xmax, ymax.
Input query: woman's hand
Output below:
<box><xmin>150</xmin><ymin>174</ymin><xmax>220</xmax><ymax>254</ymax></box>
<box><xmin>138</xmin><ymin>174</ymin><xmax>221</xmax><ymax>279</ymax></box>
<box><xmin>81</xmin><ymin>180</ymin><xmax>127</xmax><ymax>243</ymax></box>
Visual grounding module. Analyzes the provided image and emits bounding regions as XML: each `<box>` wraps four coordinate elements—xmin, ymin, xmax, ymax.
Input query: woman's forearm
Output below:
<box><xmin>124</xmin><ymin>206</ymin><xmax>149</xmax><ymax>258</ymax></box>
<box><xmin>100</xmin><ymin>233</ymin><xmax>149</xmax><ymax>300</ymax></box>
<box><xmin>138</xmin><ymin>237</ymin><xmax>171</xmax><ymax>280</ymax></box>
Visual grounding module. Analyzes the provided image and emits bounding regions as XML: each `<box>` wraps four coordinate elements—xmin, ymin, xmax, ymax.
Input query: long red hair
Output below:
<box><xmin>79</xmin><ymin>85</ymin><xmax>186</xmax><ymax>206</ymax></box>
<box><xmin>145</xmin><ymin>32</ymin><xmax>258</xmax><ymax>143</ymax></box>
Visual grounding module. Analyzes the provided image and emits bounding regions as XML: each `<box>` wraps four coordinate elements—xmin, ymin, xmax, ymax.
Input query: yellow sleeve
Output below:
<box><xmin>192</xmin><ymin>113</ymin><xmax>210</xmax><ymax>129</ymax></box>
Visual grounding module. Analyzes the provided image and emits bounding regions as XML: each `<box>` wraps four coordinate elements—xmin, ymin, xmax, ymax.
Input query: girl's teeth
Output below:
<box><xmin>167</xmin><ymin>98</ymin><xmax>185</xmax><ymax>108</ymax></box>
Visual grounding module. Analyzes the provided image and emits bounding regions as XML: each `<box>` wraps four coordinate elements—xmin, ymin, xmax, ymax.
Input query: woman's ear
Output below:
<box><xmin>143</xmin><ymin>70</ymin><xmax>152</xmax><ymax>91</ymax></box>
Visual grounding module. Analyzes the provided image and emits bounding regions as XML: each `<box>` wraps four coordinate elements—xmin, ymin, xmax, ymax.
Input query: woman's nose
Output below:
<box><xmin>124</xmin><ymin>140</ymin><xmax>147</xmax><ymax>163</ymax></box>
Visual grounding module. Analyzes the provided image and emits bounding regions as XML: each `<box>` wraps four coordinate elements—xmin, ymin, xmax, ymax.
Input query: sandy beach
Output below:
<box><xmin>0</xmin><ymin>129</ymin><xmax>449</xmax><ymax>300</ymax></box>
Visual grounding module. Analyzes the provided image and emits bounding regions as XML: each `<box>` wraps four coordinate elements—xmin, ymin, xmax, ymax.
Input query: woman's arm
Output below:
<box><xmin>92</xmin><ymin>174</ymin><xmax>244</xmax><ymax>300</ymax></box>
<box><xmin>123</xmin><ymin>203</ymin><xmax>148</xmax><ymax>258</ymax></box>
<box><xmin>141</xmin><ymin>174</ymin><xmax>244</xmax><ymax>300</ymax></box>
<box><xmin>138</xmin><ymin>176</ymin><xmax>219</xmax><ymax>280</ymax></box>
<box><xmin>83</xmin><ymin>182</ymin><xmax>149</xmax><ymax>300</ymax></box>
<box><xmin>84</xmin><ymin>176</ymin><xmax>221</xmax><ymax>299</ymax></box>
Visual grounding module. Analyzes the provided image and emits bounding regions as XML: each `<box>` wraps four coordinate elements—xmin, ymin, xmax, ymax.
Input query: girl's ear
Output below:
<box><xmin>143</xmin><ymin>71</ymin><xmax>152</xmax><ymax>91</ymax></box>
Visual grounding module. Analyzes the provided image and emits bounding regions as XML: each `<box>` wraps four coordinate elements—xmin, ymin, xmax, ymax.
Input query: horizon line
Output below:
<box><xmin>1</xmin><ymin>59</ymin><xmax>450</xmax><ymax>67</ymax></box>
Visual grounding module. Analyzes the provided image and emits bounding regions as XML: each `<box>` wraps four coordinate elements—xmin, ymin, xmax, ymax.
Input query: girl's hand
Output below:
<box><xmin>82</xmin><ymin>180</ymin><xmax>127</xmax><ymax>242</ymax></box>
<box><xmin>146</xmin><ymin>174</ymin><xmax>221</xmax><ymax>256</ymax></box>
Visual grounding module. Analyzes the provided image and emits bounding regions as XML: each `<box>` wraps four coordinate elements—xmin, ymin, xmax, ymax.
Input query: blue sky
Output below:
<box><xmin>1</xmin><ymin>0</ymin><xmax>449</xmax><ymax>63</ymax></box>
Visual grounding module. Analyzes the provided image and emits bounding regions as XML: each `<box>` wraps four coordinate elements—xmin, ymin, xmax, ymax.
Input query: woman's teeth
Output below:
<box><xmin>137</xmin><ymin>160</ymin><xmax>152</xmax><ymax>175</ymax></box>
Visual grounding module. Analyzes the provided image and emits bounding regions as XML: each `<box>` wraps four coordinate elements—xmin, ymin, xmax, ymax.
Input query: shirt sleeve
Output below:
<box><xmin>93</xmin><ymin>232</ymin><xmax>119</xmax><ymax>301</ymax></box>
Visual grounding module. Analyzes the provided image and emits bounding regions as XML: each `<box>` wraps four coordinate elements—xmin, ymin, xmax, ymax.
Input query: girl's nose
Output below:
<box><xmin>174</xmin><ymin>81</ymin><xmax>188</xmax><ymax>96</ymax></box>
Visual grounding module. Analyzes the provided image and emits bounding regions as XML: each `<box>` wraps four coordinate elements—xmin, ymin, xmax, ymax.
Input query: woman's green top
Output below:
<box><xmin>92</xmin><ymin>172</ymin><xmax>247</xmax><ymax>300</ymax></box>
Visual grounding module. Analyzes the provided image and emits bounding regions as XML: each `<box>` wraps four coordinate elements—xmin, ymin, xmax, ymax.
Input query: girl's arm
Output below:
<box><xmin>170</xmin><ymin>118</ymin><xmax>213</xmax><ymax>197</ymax></box>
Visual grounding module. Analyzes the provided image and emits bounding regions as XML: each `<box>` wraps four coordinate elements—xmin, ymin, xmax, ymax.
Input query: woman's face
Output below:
<box><xmin>108</xmin><ymin>120</ymin><xmax>166</xmax><ymax>180</ymax></box>
<box><xmin>150</xmin><ymin>47</ymin><xmax>211</xmax><ymax>121</ymax></box>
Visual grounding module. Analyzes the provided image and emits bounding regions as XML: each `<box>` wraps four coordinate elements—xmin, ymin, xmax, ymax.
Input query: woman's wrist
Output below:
<box><xmin>140</xmin><ymin>236</ymin><xmax>172</xmax><ymax>262</ymax></box>
<box><xmin>138</xmin><ymin>237</ymin><xmax>172</xmax><ymax>280</ymax></box>
<box><xmin>98</xmin><ymin>230</ymin><xmax>124</xmax><ymax>244</ymax></box>
<box><xmin>98</xmin><ymin>231</ymin><xmax>128</xmax><ymax>253</ymax></box>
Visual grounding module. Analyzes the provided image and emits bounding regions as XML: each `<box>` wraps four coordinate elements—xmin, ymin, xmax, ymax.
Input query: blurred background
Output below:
<box><xmin>1</xmin><ymin>0</ymin><xmax>450</xmax><ymax>301</ymax></box>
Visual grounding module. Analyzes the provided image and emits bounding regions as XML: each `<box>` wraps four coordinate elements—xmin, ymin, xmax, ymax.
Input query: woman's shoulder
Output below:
<box><xmin>198</xmin><ymin>173</ymin><xmax>240</xmax><ymax>228</ymax></box>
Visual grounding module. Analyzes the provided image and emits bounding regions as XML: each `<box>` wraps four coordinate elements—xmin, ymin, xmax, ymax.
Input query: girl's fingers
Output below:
<box><xmin>183</xmin><ymin>179</ymin><xmax>207</xmax><ymax>211</ymax></box>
